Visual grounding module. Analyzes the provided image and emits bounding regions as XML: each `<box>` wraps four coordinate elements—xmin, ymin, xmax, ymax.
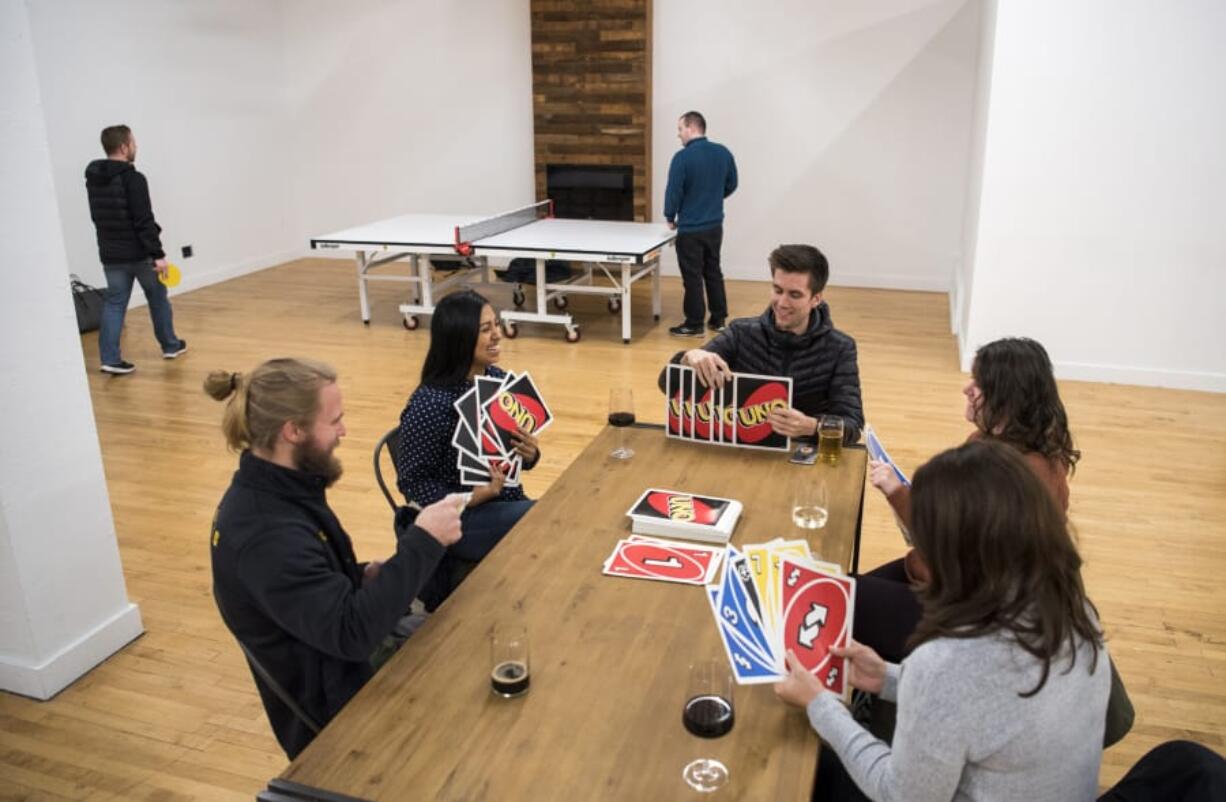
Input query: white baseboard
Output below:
<box><xmin>827</xmin><ymin>273</ymin><xmax>951</xmax><ymax>293</ymax></box>
<box><xmin>0</xmin><ymin>602</ymin><xmax>143</xmax><ymax>700</ymax></box>
<box><xmin>1052</xmin><ymin>361</ymin><xmax>1226</xmax><ymax>394</ymax></box>
<box><xmin>125</xmin><ymin>247</ymin><xmax>304</xmax><ymax>310</ymax></box>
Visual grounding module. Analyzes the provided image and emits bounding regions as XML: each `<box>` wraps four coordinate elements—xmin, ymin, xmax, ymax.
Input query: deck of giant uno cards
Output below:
<box><xmin>665</xmin><ymin>364</ymin><xmax>793</xmax><ymax>452</ymax></box>
<box><xmin>452</xmin><ymin>371</ymin><xmax>552</xmax><ymax>487</ymax></box>
<box><xmin>705</xmin><ymin>540</ymin><xmax>855</xmax><ymax>698</ymax></box>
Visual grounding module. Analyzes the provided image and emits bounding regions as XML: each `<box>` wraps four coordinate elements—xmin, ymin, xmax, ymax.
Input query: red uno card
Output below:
<box><xmin>485</xmin><ymin>372</ymin><xmax>552</xmax><ymax>455</ymax></box>
<box><xmin>629</xmin><ymin>489</ymin><xmax>732</xmax><ymax>526</ymax></box>
<box><xmin>665</xmin><ymin>364</ymin><xmax>689</xmax><ymax>439</ymax></box>
<box><xmin>602</xmin><ymin>539</ymin><xmax>723</xmax><ymax>585</ymax></box>
<box><xmin>777</xmin><ymin>556</ymin><xmax>856</xmax><ymax>698</ymax></box>
<box><xmin>732</xmin><ymin>374</ymin><xmax>792</xmax><ymax>451</ymax></box>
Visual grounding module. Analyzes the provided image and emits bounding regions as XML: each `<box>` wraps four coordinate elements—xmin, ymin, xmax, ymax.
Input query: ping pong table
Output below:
<box><xmin>310</xmin><ymin>201</ymin><xmax>676</xmax><ymax>343</ymax></box>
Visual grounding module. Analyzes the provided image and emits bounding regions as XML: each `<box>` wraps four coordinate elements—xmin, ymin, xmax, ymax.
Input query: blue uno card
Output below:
<box><xmin>865</xmin><ymin>424</ymin><xmax>910</xmax><ymax>487</ymax></box>
<box><xmin>706</xmin><ymin>587</ymin><xmax>784</xmax><ymax>684</ymax></box>
<box><xmin>716</xmin><ymin>547</ymin><xmax>777</xmax><ymax>665</ymax></box>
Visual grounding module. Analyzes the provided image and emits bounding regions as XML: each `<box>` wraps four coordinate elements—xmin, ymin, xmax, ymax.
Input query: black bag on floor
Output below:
<box><xmin>500</xmin><ymin>258</ymin><xmax>574</xmax><ymax>284</ymax></box>
<box><xmin>71</xmin><ymin>275</ymin><xmax>105</xmax><ymax>334</ymax></box>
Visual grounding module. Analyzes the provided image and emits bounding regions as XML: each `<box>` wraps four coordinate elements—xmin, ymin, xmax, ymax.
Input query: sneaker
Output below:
<box><xmin>100</xmin><ymin>361</ymin><xmax>136</xmax><ymax>375</ymax></box>
<box><xmin>708</xmin><ymin>319</ymin><xmax>727</xmax><ymax>332</ymax></box>
<box><xmin>162</xmin><ymin>340</ymin><xmax>188</xmax><ymax>359</ymax></box>
<box><xmin>668</xmin><ymin>323</ymin><xmax>704</xmax><ymax>337</ymax></box>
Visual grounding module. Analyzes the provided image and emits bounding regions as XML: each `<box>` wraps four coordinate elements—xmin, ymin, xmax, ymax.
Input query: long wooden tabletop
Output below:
<box><xmin>276</xmin><ymin>424</ymin><xmax>867</xmax><ymax>801</ymax></box>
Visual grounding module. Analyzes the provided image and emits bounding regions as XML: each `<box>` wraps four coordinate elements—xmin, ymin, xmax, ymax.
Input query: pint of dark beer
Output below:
<box><xmin>490</xmin><ymin>624</ymin><xmax>530</xmax><ymax>698</ymax></box>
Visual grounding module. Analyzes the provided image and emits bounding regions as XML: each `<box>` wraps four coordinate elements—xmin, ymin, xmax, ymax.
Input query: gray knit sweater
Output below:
<box><xmin>807</xmin><ymin>631</ymin><xmax>1110</xmax><ymax>801</ymax></box>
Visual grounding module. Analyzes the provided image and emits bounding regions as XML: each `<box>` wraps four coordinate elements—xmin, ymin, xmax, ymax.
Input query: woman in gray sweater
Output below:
<box><xmin>776</xmin><ymin>439</ymin><xmax>1110</xmax><ymax>801</ymax></box>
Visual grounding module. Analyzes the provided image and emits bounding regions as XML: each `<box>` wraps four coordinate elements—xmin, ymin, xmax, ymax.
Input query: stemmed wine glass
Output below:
<box><xmin>681</xmin><ymin>658</ymin><xmax>733</xmax><ymax>792</ymax></box>
<box><xmin>608</xmin><ymin>388</ymin><xmax>635</xmax><ymax>460</ymax></box>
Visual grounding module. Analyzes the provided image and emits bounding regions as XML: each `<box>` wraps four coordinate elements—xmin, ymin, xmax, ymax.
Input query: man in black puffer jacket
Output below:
<box><xmin>658</xmin><ymin>244</ymin><xmax>864</xmax><ymax>444</ymax></box>
<box><xmin>84</xmin><ymin>125</ymin><xmax>185</xmax><ymax>374</ymax></box>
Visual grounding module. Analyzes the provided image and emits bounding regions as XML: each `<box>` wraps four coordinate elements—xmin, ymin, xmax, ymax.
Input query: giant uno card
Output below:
<box><xmin>730</xmin><ymin>374</ymin><xmax>792</xmax><ymax>451</ymax></box>
<box><xmin>484</xmin><ymin>372</ymin><xmax>552</xmax><ymax>455</ymax></box>
<box><xmin>777</xmin><ymin>556</ymin><xmax>855</xmax><ymax>699</ymax></box>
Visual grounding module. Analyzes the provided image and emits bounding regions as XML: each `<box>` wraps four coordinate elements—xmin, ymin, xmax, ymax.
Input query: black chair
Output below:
<box><xmin>373</xmin><ymin>426</ymin><xmax>401</xmax><ymax>514</ymax></box>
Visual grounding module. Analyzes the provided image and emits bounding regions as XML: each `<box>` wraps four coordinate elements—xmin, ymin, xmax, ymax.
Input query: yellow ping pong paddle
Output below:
<box><xmin>159</xmin><ymin>262</ymin><xmax>182</xmax><ymax>288</ymax></box>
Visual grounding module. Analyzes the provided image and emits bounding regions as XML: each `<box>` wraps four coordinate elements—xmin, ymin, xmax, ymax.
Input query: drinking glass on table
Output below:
<box><xmin>792</xmin><ymin>476</ymin><xmax>829</xmax><ymax>530</ymax></box>
<box><xmin>817</xmin><ymin>415</ymin><xmax>844</xmax><ymax>465</ymax></box>
<box><xmin>608</xmin><ymin>388</ymin><xmax>635</xmax><ymax>460</ymax></box>
<box><xmin>681</xmin><ymin>658</ymin><xmax>733</xmax><ymax>792</ymax></box>
<box><xmin>490</xmin><ymin>624</ymin><xmax>530</xmax><ymax>698</ymax></box>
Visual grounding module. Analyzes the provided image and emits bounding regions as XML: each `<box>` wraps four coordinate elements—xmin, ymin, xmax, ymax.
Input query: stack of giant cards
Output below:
<box><xmin>664</xmin><ymin>364</ymin><xmax>793</xmax><ymax>452</ymax></box>
<box><xmin>452</xmin><ymin>371</ymin><xmax>552</xmax><ymax>487</ymax></box>
<box><xmin>706</xmin><ymin>540</ymin><xmax>856</xmax><ymax>698</ymax></box>
<box><xmin>624</xmin><ymin>488</ymin><xmax>742</xmax><ymax>544</ymax></box>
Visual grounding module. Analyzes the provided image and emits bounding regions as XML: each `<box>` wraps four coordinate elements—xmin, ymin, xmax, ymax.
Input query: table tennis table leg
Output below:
<box><xmin>651</xmin><ymin>257</ymin><xmax>661</xmax><ymax>321</ymax></box>
<box><xmin>621</xmin><ymin>264</ymin><xmax>632</xmax><ymax>343</ymax></box>
<box><xmin>357</xmin><ymin>251</ymin><xmax>371</xmax><ymax>325</ymax></box>
<box><xmin>418</xmin><ymin>255</ymin><xmax>435</xmax><ymax>311</ymax></box>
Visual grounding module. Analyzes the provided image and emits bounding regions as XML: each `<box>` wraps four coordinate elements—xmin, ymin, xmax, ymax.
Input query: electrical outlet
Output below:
<box><xmin>181</xmin><ymin>245</ymin><xmax>193</xmax><ymax>259</ymax></box>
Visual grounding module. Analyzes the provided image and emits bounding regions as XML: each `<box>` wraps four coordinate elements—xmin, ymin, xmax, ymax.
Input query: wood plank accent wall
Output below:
<box><xmin>531</xmin><ymin>0</ymin><xmax>652</xmax><ymax>221</ymax></box>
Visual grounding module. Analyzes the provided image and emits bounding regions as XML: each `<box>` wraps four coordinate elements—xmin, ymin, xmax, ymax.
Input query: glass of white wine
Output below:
<box><xmin>792</xmin><ymin>477</ymin><xmax>829</xmax><ymax>530</ymax></box>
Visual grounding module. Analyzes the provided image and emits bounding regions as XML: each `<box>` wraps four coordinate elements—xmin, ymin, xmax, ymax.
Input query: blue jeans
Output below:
<box><xmin>99</xmin><ymin>259</ymin><xmax>180</xmax><ymax>365</ymax></box>
<box><xmin>453</xmin><ymin>499</ymin><xmax>535</xmax><ymax>562</ymax></box>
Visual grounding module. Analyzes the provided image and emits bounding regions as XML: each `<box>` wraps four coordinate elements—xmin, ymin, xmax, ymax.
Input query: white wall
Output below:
<box><xmin>27</xmin><ymin>0</ymin><xmax>296</xmax><ymax>295</ymax></box>
<box><xmin>284</xmin><ymin>0</ymin><xmax>536</xmax><ymax>243</ymax></box>
<box><xmin>961</xmin><ymin>0</ymin><xmax>1226</xmax><ymax>391</ymax></box>
<box><xmin>0</xmin><ymin>0</ymin><xmax>142</xmax><ymax>699</ymax></box>
<box><xmin>653</xmin><ymin>0</ymin><xmax>982</xmax><ymax>290</ymax></box>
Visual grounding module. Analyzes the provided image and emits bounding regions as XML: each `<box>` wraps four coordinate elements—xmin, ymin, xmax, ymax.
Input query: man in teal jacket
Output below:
<box><xmin>663</xmin><ymin>111</ymin><xmax>738</xmax><ymax>337</ymax></box>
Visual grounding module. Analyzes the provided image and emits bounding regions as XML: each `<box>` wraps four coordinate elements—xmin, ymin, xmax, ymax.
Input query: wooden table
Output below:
<box><xmin>268</xmin><ymin>425</ymin><xmax>866</xmax><ymax>802</ymax></box>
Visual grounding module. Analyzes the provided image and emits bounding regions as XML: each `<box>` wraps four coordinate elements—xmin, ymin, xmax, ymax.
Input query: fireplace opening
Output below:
<box><xmin>546</xmin><ymin>165</ymin><xmax>634</xmax><ymax>221</ymax></box>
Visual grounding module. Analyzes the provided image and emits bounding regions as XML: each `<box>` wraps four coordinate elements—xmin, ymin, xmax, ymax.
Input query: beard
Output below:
<box><xmin>293</xmin><ymin>436</ymin><xmax>343</xmax><ymax>487</ymax></box>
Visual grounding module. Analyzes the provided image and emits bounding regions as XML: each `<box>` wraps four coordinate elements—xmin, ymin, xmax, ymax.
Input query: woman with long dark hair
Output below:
<box><xmin>776</xmin><ymin>440</ymin><xmax>1109</xmax><ymax>800</ymax></box>
<box><xmin>394</xmin><ymin>291</ymin><xmax>538</xmax><ymax>606</ymax></box>
<box><xmin>855</xmin><ymin>337</ymin><xmax>1079</xmax><ymax>663</ymax></box>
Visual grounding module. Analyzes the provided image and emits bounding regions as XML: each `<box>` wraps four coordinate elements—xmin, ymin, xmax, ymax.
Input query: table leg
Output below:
<box><xmin>357</xmin><ymin>251</ymin><xmax>370</xmax><ymax>324</ymax></box>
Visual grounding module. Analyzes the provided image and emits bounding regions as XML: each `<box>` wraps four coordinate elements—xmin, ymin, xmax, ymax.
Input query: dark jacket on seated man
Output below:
<box><xmin>659</xmin><ymin>303</ymin><xmax>865</xmax><ymax>444</ymax></box>
<box><xmin>211</xmin><ymin>451</ymin><xmax>444</xmax><ymax>758</ymax></box>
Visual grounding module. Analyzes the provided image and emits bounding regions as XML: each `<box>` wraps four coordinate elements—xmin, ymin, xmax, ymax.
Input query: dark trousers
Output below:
<box><xmin>419</xmin><ymin>499</ymin><xmax>535</xmax><ymax>611</ymax></box>
<box><xmin>675</xmin><ymin>225</ymin><xmax>727</xmax><ymax>326</ymax></box>
<box><xmin>1099</xmin><ymin>741</ymin><xmax>1226</xmax><ymax>801</ymax></box>
<box><xmin>850</xmin><ymin>558</ymin><xmax>921</xmax><ymax>665</ymax></box>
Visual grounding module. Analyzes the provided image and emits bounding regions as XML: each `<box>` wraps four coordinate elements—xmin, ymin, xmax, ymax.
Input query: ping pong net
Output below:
<box><xmin>453</xmin><ymin>200</ymin><xmax>554</xmax><ymax>256</ymax></box>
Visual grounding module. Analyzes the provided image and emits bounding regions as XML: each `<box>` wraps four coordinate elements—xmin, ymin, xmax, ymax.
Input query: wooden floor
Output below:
<box><xmin>2</xmin><ymin>257</ymin><xmax>1224</xmax><ymax>799</ymax></box>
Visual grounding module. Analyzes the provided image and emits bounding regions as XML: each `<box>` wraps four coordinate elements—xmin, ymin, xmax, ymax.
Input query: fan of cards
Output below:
<box><xmin>452</xmin><ymin>371</ymin><xmax>552</xmax><ymax>487</ymax></box>
<box><xmin>707</xmin><ymin>540</ymin><xmax>856</xmax><ymax>697</ymax></box>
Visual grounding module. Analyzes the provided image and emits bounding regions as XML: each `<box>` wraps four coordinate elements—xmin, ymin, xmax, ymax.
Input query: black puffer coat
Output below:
<box><xmin>659</xmin><ymin>304</ymin><xmax>865</xmax><ymax>444</ymax></box>
<box><xmin>84</xmin><ymin>159</ymin><xmax>165</xmax><ymax>263</ymax></box>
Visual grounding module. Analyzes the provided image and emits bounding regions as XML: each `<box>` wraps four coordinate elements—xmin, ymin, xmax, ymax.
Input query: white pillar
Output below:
<box><xmin>0</xmin><ymin>0</ymin><xmax>143</xmax><ymax>700</ymax></box>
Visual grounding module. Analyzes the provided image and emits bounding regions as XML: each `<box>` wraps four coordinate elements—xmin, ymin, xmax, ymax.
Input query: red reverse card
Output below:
<box><xmin>777</xmin><ymin>556</ymin><xmax>856</xmax><ymax>698</ymax></box>
<box><xmin>602</xmin><ymin>539</ymin><xmax>723</xmax><ymax>585</ymax></box>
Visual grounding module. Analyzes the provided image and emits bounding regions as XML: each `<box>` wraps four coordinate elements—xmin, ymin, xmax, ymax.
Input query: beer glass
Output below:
<box><xmin>681</xmin><ymin>658</ymin><xmax>733</xmax><ymax>792</ymax></box>
<box><xmin>608</xmin><ymin>388</ymin><xmax>635</xmax><ymax>460</ymax></box>
<box><xmin>817</xmin><ymin>415</ymin><xmax>844</xmax><ymax>465</ymax></box>
<box><xmin>792</xmin><ymin>476</ymin><xmax>829</xmax><ymax>530</ymax></box>
<box><xmin>490</xmin><ymin>624</ymin><xmax>530</xmax><ymax>698</ymax></box>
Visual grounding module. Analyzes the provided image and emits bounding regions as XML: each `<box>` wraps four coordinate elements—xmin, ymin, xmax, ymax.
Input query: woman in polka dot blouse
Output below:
<box><xmin>394</xmin><ymin>291</ymin><xmax>539</xmax><ymax>606</ymax></box>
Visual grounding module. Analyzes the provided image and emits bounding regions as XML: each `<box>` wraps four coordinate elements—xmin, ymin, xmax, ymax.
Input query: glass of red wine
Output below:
<box><xmin>608</xmin><ymin>388</ymin><xmax>635</xmax><ymax>460</ymax></box>
<box><xmin>681</xmin><ymin>658</ymin><xmax>733</xmax><ymax>792</ymax></box>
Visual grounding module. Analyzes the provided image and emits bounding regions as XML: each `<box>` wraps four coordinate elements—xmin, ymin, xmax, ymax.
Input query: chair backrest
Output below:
<box><xmin>373</xmin><ymin>426</ymin><xmax>401</xmax><ymax>514</ymax></box>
